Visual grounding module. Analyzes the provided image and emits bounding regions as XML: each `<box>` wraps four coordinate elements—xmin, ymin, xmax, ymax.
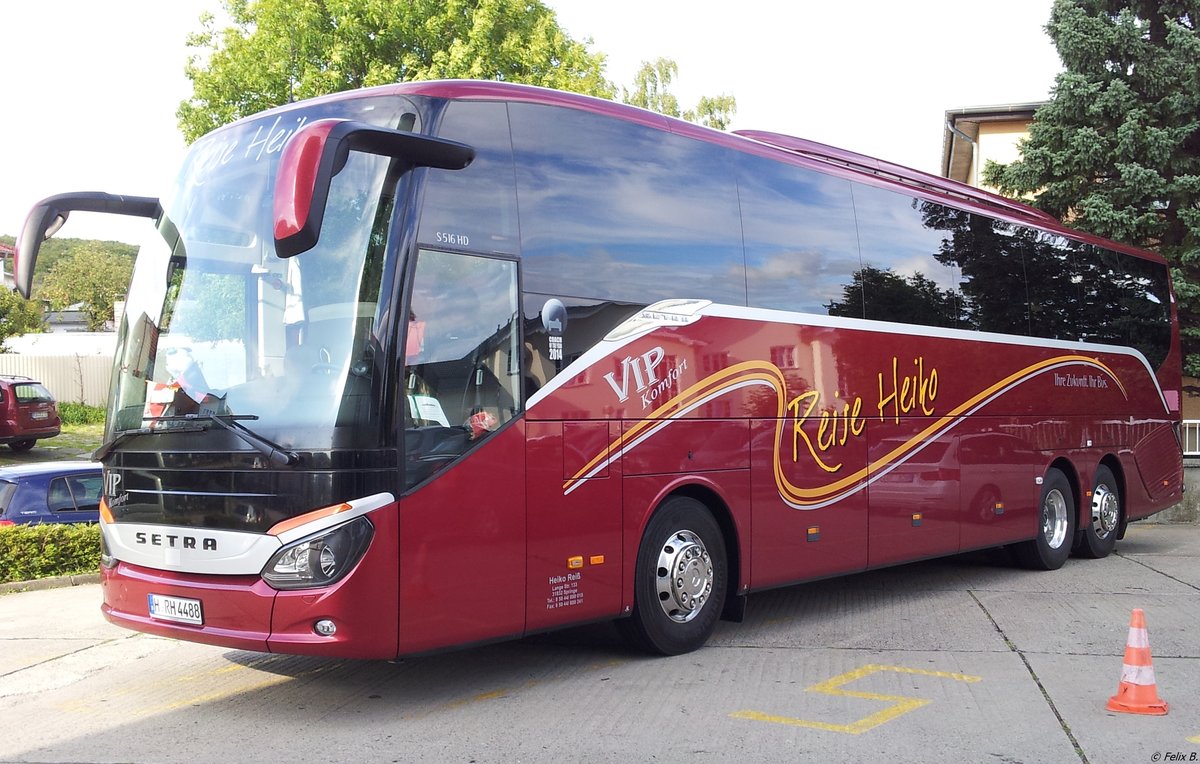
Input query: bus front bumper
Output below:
<box><xmin>100</xmin><ymin>536</ymin><xmax>400</xmax><ymax>660</ymax></box>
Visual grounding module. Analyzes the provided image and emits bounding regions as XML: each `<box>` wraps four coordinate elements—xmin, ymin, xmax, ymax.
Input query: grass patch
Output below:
<box><xmin>48</xmin><ymin>422</ymin><xmax>105</xmax><ymax>454</ymax></box>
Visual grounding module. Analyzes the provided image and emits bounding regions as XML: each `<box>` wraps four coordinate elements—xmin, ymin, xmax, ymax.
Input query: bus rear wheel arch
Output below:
<box><xmin>1073</xmin><ymin>463</ymin><xmax>1121</xmax><ymax>559</ymax></box>
<box><xmin>618</xmin><ymin>495</ymin><xmax>728</xmax><ymax>655</ymax></box>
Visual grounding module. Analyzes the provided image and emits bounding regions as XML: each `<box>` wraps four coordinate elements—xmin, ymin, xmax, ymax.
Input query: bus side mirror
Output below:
<box><xmin>273</xmin><ymin>119</ymin><xmax>476</xmax><ymax>259</ymax></box>
<box><xmin>14</xmin><ymin>193</ymin><xmax>160</xmax><ymax>299</ymax></box>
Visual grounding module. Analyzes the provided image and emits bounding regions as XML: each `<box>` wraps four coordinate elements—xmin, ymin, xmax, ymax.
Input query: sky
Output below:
<box><xmin>0</xmin><ymin>0</ymin><xmax>1062</xmax><ymax>245</ymax></box>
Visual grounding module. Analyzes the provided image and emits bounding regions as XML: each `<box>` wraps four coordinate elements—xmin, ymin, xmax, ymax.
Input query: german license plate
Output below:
<box><xmin>31</xmin><ymin>411</ymin><xmax>47</xmax><ymax>420</ymax></box>
<box><xmin>147</xmin><ymin>593</ymin><xmax>203</xmax><ymax>625</ymax></box>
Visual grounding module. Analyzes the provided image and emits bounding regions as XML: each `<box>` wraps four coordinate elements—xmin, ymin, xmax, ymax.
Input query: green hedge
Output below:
<box><xmin>0</xmin><ymin>524</ymin><xmax>101</xmax><ymax>584</ymax></box>
<box><xmin>58</xmin><ymin>402</ymin><xmax>107</xmax><ymax>426</ymax></box>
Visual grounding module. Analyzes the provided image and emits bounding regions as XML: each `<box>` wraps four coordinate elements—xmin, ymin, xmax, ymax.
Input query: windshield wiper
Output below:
<box><xmin>94</xmin><ymin>414</ymin><xmax>300</xmax><ymax>466</ymax></box>
<box><xmin>156</xmin><ymin>414</ymin><xmax>300</xmax><ymax>466</ymax></box>
<box><xmin>92</xmin><ymin>423</ymin><xmax>207</xmax><ymax>462</ymax></box>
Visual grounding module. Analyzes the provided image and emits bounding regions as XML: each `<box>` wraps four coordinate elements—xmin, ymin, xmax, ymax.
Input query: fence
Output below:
<box><xmin>1184</xmin><ymin>420</ymin><xmax>1200</xmax><ymax>458</ymax></box>
<box><xmin>0</xmin><ymin>354</ymin><xmax>112</xmax><ymax>407</ymax></box>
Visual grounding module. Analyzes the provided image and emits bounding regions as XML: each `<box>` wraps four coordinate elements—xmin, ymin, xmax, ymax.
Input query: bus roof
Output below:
<box><xmin>248</xmin><ymin>79</ymin><xmax>1168</xmax><ymax>267</ymax></box>
<box><xmin>731</xmin><ymin>129</ymin><xmax>1061</xmax><ymax>227</ymax></box>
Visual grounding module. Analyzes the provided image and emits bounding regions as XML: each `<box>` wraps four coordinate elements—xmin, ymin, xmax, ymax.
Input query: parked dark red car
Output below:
<box><xmin>0</xmin><ymin>375</ymin><xmax>61</xmax><ymax>451</ymax></box>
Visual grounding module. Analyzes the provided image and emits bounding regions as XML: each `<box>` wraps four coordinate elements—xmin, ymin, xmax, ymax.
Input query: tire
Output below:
<box><xmin>1013</xmin><ymin>467</ymin><xmax>1076</xmax><ymax>570</ymax></box>
<box><xmin>1074</xmin><ymin>465</ymin><xmax>1120</xmax><ymax>559</ymax></box>
<box><xmin>8</xmin><ymin>440</ymin><xmax>35</xmax><ymax>452</ymax></box>
<box><xmin>617</xmin><ymin>496</ymin><xmax>727</xmax><ymax>656</ymax></box>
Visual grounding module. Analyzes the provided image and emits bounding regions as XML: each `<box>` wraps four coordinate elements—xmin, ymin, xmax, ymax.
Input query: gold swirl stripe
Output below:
<box><xmin>563</xmin><ymin>354</ymin><xmax>1124</xmax><ymax>507</ymax></box>
<box><xmin>773</xmin><ymin>354</ymin><xmax>1123</xmax><ymax>508</ymax></box>
<box><xmin>562</xmin><ymin>361</ymin><xmax>785</xmax><ymax>494</ymax></box>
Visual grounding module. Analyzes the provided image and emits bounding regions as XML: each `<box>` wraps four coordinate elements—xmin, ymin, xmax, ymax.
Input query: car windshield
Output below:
<box><xmin>107</xmin><ymin>94</ymin><xmax>429</xmax><ymax>452</ymax></box>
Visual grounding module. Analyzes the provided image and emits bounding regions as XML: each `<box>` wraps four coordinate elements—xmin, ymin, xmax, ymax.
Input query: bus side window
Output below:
<box><xmin>738</xmin><ymin>153</ymin><xmax>861</xmax><ymax>316</ymax></box>
<box><xmin>1023</xmin><ymin>233</ymin><xmax>1081</xmax><ymax>341</ymax></box>
<box><xmin>510</xmin><ymin>102</ymin><xmax>744</xmax><ymax>306</ymax></box>
<box><xmin>419</xmin><ymin>101</ymin><xmax>519</xmax><ymax>256</ymax></box>
<box><xmin>849</xmin><ymin>185</ymin><xmax>965</xmax><ymax>329</ymax></box>
<box><xmin>402</xmin><ymin>249</ymin><xmax>520</xmax><ymax>490</ymax></box>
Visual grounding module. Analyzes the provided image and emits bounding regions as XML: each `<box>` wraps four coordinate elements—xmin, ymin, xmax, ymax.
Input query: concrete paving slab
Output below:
<box><xmin>710</xmin><ymin>585</ymin><xmax>1008</xmax><ymax>652</ymax></box>
<box><xmin>0</xmin><ymin>525</ymin><xmax>1196</xmax><ymax>763</ymax></box>
<box><xmin>0</xmin><ymin>642</ymin><xmax>1080</xmax><ymax>764</ymax></box>
<box><xmin>1121</xmin><ymin>523</ymin><xmax>1200</xmax><ymax>557</ymax></box>
<box><xmin>0</xmin><ymin>584</ymin><xmax>126</xmax><ymax>640</ymax></box>
<box><xmin>976</xmin><ymin>590</ymin><xmax>1200</xmax><ymax>657</ymax></box>
<box><xmin>1028</xmin><ymin>652</ymin><xmax>1200</xmax><ymax>764</ymax></box>
<box><xmin>0</xmin><ymin>637</ymin><xmax>113</xmax><ymax>677</ymax></box>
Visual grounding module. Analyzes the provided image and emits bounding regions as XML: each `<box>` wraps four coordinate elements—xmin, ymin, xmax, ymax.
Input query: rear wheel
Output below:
<box><xmin>1013</xmin><ymin>467</ymin><xmax>1075</xmax><ymax>570</ymax></box>
<box><xmin>618</xmin><ymin>496</ymin><xmax>727</xmax><ymax>655</ymax></box>
<box><xmin>1074</xmin><ymin>465</ymin><xmax>1120</xmax><ymax>559</ymax></box>
<box><xmin>8</xmin><ymin>440</ymin><xmax>35</xmax><ymax>452</ymax></box>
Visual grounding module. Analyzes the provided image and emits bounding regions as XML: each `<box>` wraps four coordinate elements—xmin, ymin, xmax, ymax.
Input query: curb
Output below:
<box><xmin>0</xmin><ymin>573</ymin><xmax>100</xmax><ymax>595</ymax></box>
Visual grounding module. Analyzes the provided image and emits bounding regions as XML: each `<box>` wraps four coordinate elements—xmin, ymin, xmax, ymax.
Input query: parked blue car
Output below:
<box><xmin>0</xmin><ymin>461</ymin><xmax>102</xmax><ymax>525</ymax></box>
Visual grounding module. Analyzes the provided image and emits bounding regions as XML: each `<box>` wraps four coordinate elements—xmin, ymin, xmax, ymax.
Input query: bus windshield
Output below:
<box><xmin>107</xmin><ymin>95</ymin><xmax>427</xmax><ymax>452</ymax></box>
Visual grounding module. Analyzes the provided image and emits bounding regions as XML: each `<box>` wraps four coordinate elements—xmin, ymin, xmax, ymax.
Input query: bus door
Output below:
<box><xmin>397</xmin><ymin>249</ymin><xmax>527</xmax><ymax>654</ymax></box>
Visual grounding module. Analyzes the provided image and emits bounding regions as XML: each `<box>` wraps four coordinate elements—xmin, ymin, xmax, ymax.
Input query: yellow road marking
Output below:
<box><xmin>732</xmin><ymin>663</ymin><xmax>983</xmax><ymax>735</ymax></box>
<box><xmin>159</xmin><ymin>673</ymin><xmax>292</xmax><ymax>711</ymax></box>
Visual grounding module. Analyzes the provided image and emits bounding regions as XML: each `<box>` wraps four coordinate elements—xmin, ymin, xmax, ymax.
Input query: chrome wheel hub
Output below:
<box><xmin>1042</xmin><ymin>488</ymin><xmax>1069</xmax><ymax>550</ymax></box>
<box><xmin>1091</xmin><ymin>484</ymin><xmax>1119</xmax><ymax>538</ymax></box>
<box><xmin>655</xmin><ymin>530</ymin><xmax>713</xmax><ymax>623</ymax></box>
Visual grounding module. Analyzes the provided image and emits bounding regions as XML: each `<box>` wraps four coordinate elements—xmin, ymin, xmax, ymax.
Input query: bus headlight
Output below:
<box><xmin>262</xmin><ymin>516</ymin><xmax>374</xmax><ymax>590</ymax></box>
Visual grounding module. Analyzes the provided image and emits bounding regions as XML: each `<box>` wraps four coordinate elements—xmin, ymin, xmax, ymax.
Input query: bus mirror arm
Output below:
<box><xmin>272</xmin><ymin>119</ymin><xmax>475</xmax><ymax>258</ymax></box>
<box><xmin>14</xmin><ymin>192</ymin><xmax>160</xmax><ymax>299</ymax></box>
<box><xmin>273</xmin><ymin>119</ymin><xmax>476</xmax><ymax>259</ymax></box>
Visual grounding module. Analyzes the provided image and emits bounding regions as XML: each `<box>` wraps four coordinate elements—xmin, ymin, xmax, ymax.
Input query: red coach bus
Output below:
<box><xmin>15</xmin><ymin>81</ymin><xmax>1182</xmax><ymax>658</ymax></box>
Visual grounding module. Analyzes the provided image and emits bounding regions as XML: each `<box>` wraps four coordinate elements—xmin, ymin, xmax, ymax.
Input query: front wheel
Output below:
<box><xmin>1013</xmin><ymin>467</ymin><xmax>1075</xmax><ymax>570</ymax></box>
<box><xmin>618</xmin><ymin>496</ymin><xmax>727</xmax><ymax>655</ymax></box>
<box><xmin>1074</xmin><ymin>465</ymin><xmax>1120</xmax><ymax>559</ymax></box>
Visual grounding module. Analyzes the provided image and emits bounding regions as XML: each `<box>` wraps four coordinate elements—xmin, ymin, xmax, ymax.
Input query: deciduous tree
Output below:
<box><xmin>0</xmin><ymin>288</ymin><xmax>44</xmax><ymax>352</ymax></box>
<box><xmin>622</xmin><ymin>58</ymin><xmax>738</xmax><ymax>130</ymax></box>
<box><xmin>40</xmin><ymin>247</ymin><xmax>134</xmax><ymax>332</ymax></box>
<box><xmin>178</xmin><ymin>0</ymin><xmax>614</xmax><ymax>142</ymax></box>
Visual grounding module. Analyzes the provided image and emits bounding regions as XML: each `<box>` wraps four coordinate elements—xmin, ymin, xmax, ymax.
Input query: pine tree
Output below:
<box><xmin>985</xmin><ymin>1</ymin><xmax>1200</xmax><ymax>374</ymax></box>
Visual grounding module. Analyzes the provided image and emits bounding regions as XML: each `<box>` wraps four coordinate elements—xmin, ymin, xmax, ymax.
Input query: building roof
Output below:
<box><xmin>942</xmin><ymin>102</ymin><xmax>1044</xmax><ymax>183</ymax></box>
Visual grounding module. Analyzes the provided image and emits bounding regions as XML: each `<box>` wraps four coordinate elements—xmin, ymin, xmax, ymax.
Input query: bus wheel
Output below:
<box><xmin>618</xmin><ymin>496</ymin><xmax>727</xmax><ymax>656</ymax></box>
<box><xmin>1014</xmin><ymin>468</ymin><xmax>1075</xmax><ymax>570</ymax></box>
<box><xmin>1075</xmin><ymin>465</ymin><xmax>1120</xmax><ymax>559</ymax></box>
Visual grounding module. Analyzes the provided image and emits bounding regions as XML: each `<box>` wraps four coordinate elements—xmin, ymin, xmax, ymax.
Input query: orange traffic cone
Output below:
<box><xmin>1106</xmin><ymin>608</ymin><xmax>1168</xmax><ymax>715</ymax></box>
